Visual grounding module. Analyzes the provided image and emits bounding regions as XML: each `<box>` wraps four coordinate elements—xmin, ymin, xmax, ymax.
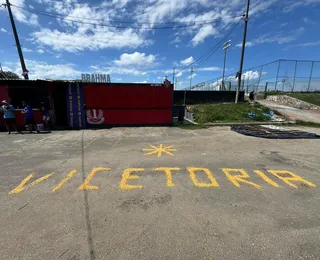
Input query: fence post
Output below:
<box><xmin>307</xmin><ymin>61</ymin><xmax>314</xmax><ymax>92</ymax></box>
<box><xmin>242</xmin><ymin>75</ymin><xmax>245</xmax><ymax>90</ymax></box>
<box><xmin>257</xmin><ymin>65</ymin><xmax>263</xmax><ymax>92</ymax></box>
<box><xmin>275</xmin><ymin>60</ymin><xmax>281</xmax><ymax>91</ymax></box>
<box><xmin>264</xmin><ymin>82</ymin><xmax>268</xmax><ymax>98</ymax></box>
<box><xmin>292</xmin><ymin>60</ymin><xmax>297</xmax><ymax>92</ymax></box>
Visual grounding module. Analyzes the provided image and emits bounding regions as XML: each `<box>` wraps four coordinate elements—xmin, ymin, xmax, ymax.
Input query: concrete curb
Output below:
<box><xmin>204</xmin><ymin>121</ymin><xmax>294</xmax><ymax>126</ymax></box>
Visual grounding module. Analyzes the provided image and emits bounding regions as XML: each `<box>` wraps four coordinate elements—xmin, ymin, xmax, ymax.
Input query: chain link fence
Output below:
<box><xmin>190</xmin><ymin>59</ymin><xmax>320</xmax><ymax>93</ymax></box>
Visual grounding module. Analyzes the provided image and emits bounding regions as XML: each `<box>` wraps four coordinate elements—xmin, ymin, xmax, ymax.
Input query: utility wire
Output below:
<box><xmin>167</xmin><ymin>18</ymin><xmax>243</xmax><ymax>79</ymax></box>
<box><xmin>193</xmin><ymin>20</ymin><xmax>241</xmax><ymax>72</ymax></box>
<box><xmin>11</xmin><ymin>4</ymin><xmax>244</xmax><ymax>29</ymax></box>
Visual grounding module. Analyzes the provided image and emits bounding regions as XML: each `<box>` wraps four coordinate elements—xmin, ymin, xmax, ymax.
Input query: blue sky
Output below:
<box><xmin>0</xmin><ymin>0</ymin><xmax>320</xmax><ymax>89</ymax></box>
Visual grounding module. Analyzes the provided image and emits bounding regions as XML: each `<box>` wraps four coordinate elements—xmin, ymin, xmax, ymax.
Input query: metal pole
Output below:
<box><xmin>257</xmin><ymin>65</ymin><xmax>263</xmax><ymax>92</ymax></box>
<box><xmin>235</xmin><ymin>0</ymin><xmax>250</xmax><ymax>103</ymax></box>
<box><xmin>5</xmin><ymin>0</ymin><xmax>29</xmax><ymax>79</ymax></box>
<box><xmin>275</xmin><ymin>60</ymin><xmax>281</xmax><ymax>91</ymax></box>
<box><xmin>172</xmin><ymin>67</ymin><xmax>175</xmax><ymax>89</ymax></box>
<box><xmin>189</xmin><ymin>68</ymin><xmax>194</xmax><ymax>89</ymax></box>
<box><xmin>222</xmin><ymin>49</ymin><xmax>227</xmax><ymax>90</ymax></box>
<box><xmin>307</xmin><ymin>61</ymin><xmax>314</xmax><ymax>92</ymax></box>
<box><xmin>242</xmin><ymin>75</ymin><xmax>245</xmax><ymax>90</ymax></box>
<box><xmin>264</xmin><ymin>82</ymin><xmax>268</xmax><ymax>93</ymax></box>
<box><xmin>264</xmin><ymin>82</ymin><xmax>268</xmax><ymax>98</ymax></box>
<box><xmin>292</xmin><ymin>60</ymin><xmax>297</xmax><ymax>92</ymax></box>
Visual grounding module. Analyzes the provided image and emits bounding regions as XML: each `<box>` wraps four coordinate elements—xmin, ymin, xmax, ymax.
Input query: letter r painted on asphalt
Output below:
<box><xmin>221</xmin><ymin>168</ymin><xmax>261</xmax><ymax>189</ymax></box>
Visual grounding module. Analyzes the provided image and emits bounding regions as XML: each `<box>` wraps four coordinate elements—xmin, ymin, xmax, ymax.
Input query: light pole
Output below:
<box><xmin>222</xmin><ymin>40</ymin><xmax>231</xmax><ymax>91</ymax></box>
<box><xmin>189</xmin><ymin>67</ymin><xmax>194</xmax><ymax>89</ymax></box>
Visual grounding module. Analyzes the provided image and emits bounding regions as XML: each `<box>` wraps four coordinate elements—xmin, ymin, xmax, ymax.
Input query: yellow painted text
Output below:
<box><xmin>268</xmin><ymin>170</ymin><xmax>316</xmax><ymax>189</ymax></box>
<box><xmin>120</xmin><ymin>168</ymin><xmax>144</xmax><ymax>190</ymax></box>
<box><xmin>9</xmin><ymin>173</ymin><xmax>54</xmax><ymax>194</ymax></box>
<box><xmin>187</xmin><ymin>167</ymin><xmax>219</xmax><ymax>188</ymax></box>
<box><xmin>79</xmin><ymin>167</ymin><xmax>110</xmax><ymax>190</ymax></box>
<box><xmin>153</xmin><ymin>167</ymin><xmax>180</xmax><ymax>187</ymax></box>
<box><xmin>254</xmin><ymin>170</ymin><xmax>280</xmax><ymax>188</ymax></box>
<box><xmin>53</xmin><ymin>169</ymin><xmax>77</xmax><ymax>192</ymax></box>
<box><xmin>222</xmin><ymin>168</ymin><xmax>261</xmax><ymax>189</ymax></box>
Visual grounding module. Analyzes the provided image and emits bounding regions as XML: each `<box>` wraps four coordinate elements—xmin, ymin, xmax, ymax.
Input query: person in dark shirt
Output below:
<box><xmin>40</xmin><ymin>102</ymin><xmax>50</xmax><ymax>130</ymax></box>
<box><xmin>21</xmin><ymin>101</ymin><xmax>39</xmax><ymax>133</ymax></box>
<box><xmin>1</xmin><ymin>100</ymin><xmax>18</xmax><ymax>134</ymax></box>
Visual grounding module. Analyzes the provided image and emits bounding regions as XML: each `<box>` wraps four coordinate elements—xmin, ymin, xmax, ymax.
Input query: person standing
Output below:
<box><xmin>40</xmin><ymin>102</ymin><xmax>50</xmax><ymax>130</ymax></box>
<box><xmin>21</xmin><ymin>101</ymin><xmax>39</xmax><ymax>133</ymax></box>
<box><xmin>1</xmin><ymin>100</ymin><xmax>18</xmax><ymax>134</ymax></box>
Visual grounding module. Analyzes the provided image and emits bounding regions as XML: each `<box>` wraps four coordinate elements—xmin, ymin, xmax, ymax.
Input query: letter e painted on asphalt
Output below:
<box><xmin>120</xmin><ymin>168</ymin><xmax>144</xmax><ymax>190</ymax></box>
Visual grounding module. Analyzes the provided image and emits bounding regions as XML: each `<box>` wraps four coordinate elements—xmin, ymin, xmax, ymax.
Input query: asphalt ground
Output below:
<box><xmin>0</xmin><ymin>126</ymin><xmax>320</xmax><ymax>260</ymax></box>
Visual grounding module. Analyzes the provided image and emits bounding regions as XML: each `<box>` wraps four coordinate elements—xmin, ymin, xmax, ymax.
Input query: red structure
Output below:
<box><xmin>0</xmin><ymin>81</ymin><xmax>174</xmax><ymax>130</ymax></box>
<box><xmin>84</xmin><ymin>83</ymin><xmax>173</xmax><ymax>126</ymax></box>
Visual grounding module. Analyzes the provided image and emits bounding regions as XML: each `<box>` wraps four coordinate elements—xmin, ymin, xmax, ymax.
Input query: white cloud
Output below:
<box><xmin>284</xmin><ymin>0</ymin><xmax>320</xmax><ymax>12</ymax></box>
<box><xmin>191</xmin><ymin>25</ymin><xmax>219</xmax><ymax>46</ymax></box>
<box><xmin>170</xmin><ymin>36</ymin><xmax>181</xmax><ymax>44</ymax></box>
<box><xmin>4</xmin><ymin>60</ymin><xmax>81</xmax><ymax>80</ymax></box>
<box><xmin>187</xmin><ymin>73</ymin><xmax>197</xmax><ymax>80</ymax></box>
<box><xmin>1</xmin><ymin>28</ymin><xmax>8</xmax><ymax>33</ymax></box>
<box><xmin>236</xmin><ymin>41</ymin><xmax>254</xmax><ymax>47</ymax></box>
<box><xmin>180</xmin><ymin>56</ymin><xmax>194</xmax><ymax>66</ymax></box>
<box><xmin>90</xmin><ymin>66</ymin><xmax>147</xmax><ymax>76</ymax></box>
<box><xmin>37</xmin><ymin>49</ymin><xmax>45</xmax><ymax>54</ymax></box>
<box><xmin>227</xmin><ymin>70</ymin><xmax>264</xmax><ymax>82</ymax></box>
<box><xmin>302</xmin><ymin>17</ymin><xmax>316</xmax><ymax>24</ymax></box>
<box><xmin>30</xmin><ymin>0</ymin><xmax>150</xmax><ymax>52</ymax></box>
<box><xmin>280</xmin><ymin>22</ymin><xmax>288</xmax><ymax>27</ymax></box>
<box><xmin>176</xmin><ymin>71</ymin><xmax>183</xmax><ymax>77</ymax></box>
<box><xmin>134</xmin><ymin>80</ymin><xmax>148</xmax><ymax>83</ymax></box>
<box><xmin>5</xmin><ymin>0</ymin><xmax>39</xmax><ymax>26</ymax></box>
<box><xmin>198</xmin><ymin>67</ymin><xmax>221</xmax><ymax>72</ymax></box>
<box><xmin>22</xmin><ymin>47</ymin><xmax>33</xmax><ymax>52</ymax></box>
<box><xmin>114</xmin><ymin>52</ymin><xmax>156</xmax><ymax>67</ymax></box>
<box><xmin>298</xmin><ymin>41</ymin><xmax>320</xmax><ymax>47</ymax></box>
<box><xmin>32</xmin><ymin>28</ymin><xmax>146</xmax><ymax>52</ymax></box>
<box><xmin>236</xmin><ymin>27</ymin><xmax>305</xmax><ymax>47</ymax></box>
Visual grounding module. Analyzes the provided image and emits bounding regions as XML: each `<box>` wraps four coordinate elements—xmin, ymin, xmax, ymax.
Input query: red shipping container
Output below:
<box><xmin>84</xmin><ymin>84</ymin><xmax>173</xmax><ymax>109</ymax></box>
<box><xmin>86</xmin><ymin>108</ymin><xmax>172</xmax><ymax>125</ymax></box>
<box><xmin>0</xmin><ymin>85</ymin><xmax>9</xmax><ymax>102</ymax></box>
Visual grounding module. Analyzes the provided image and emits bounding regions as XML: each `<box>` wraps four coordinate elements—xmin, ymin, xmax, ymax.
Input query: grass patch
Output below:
<box><xmin>191</xmin><ymin>102</ymin><xmax>275</xmax><ymax>124</ymax></box>
<box><xmin>295</xmin><ymin>120</ymin><xmax>320</xmax><ymax>128</ymax></box>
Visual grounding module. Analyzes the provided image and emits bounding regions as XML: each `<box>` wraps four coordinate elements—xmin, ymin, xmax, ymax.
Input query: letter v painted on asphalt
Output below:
<box><xmin>9</xmin><ymin>173</ymin><xmax>55</xmax><ymax>194</ymax></box>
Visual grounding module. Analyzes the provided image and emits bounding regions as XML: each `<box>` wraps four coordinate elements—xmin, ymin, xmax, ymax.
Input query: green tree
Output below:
<box><xmin>0</xmin><ymin>71</ymin><xmax>20</xmax><ymax>79</ymax></box>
